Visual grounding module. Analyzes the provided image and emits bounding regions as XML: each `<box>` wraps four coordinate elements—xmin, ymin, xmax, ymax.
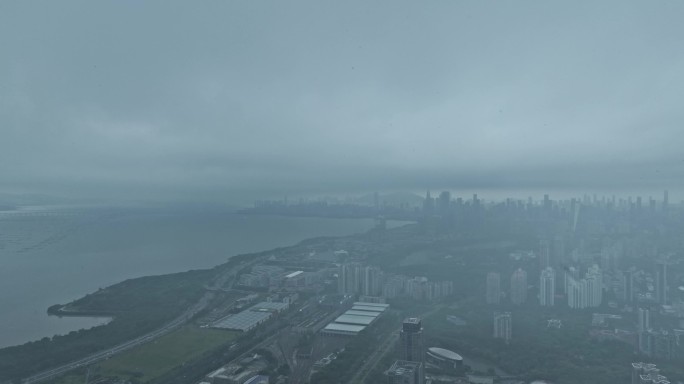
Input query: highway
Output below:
<box><xmin>22</xmin><ymin>293</ymin><xmax>212</xmax><ymax>384</ymax></box>
<box><xmin>20</xmin><ymin>259</ymin><xmax>259</xmax><ymax>384</ymax></box>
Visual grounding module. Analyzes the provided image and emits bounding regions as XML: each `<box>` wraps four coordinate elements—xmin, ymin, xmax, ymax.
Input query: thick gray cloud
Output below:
<box><xmin>1</xmin><ymin>1</ymin><xmax>683</xmax><ymax>203</ymax></box>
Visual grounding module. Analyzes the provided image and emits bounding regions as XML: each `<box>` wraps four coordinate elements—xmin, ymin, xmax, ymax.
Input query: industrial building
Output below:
<box><xmin>319</xmin><ymin>301</ymin><xmax>388</xmax><ymax>337</ymax></box>
<box><xmin>320</xmin><ymin>323</ymin><xmax>367</xmax><ymax>337</ymax></box>
<box><xmin>334</xmin><ymin>314</ymin><xmax>375</xmax><ymax>326</ymax></box>
<box><xmin>212</xmin><ymin>302</ymin><xmax>289</xmax><ymax>332</ymax></box>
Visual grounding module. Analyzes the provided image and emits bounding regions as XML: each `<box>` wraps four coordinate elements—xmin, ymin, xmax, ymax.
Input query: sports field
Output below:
<box><xmin>95</xmin><ymin>326</ymin><xmax>238</xmax><ymax>382</ymax></box>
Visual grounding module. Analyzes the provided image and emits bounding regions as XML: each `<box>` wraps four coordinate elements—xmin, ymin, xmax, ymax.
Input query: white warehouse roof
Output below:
<box><xmin>335</xmin><ymin>314</ymin><xmax>375</xmax><ymax>325</ymax></box>
<box><xmin>345</xmin><ymin>310</ymin><xmax>380</xmax><ymax>317</ymax></box>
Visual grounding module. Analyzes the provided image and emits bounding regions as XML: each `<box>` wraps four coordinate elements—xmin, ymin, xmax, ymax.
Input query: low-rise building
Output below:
<box><xmin>212</xmin><ymin>302</ymin><xmax>289</xmax><ymax>332</ymax></box>
<box><xmin>386</xmin><ymin>360</ymin><xmax>424</xmax><ymax>384</ymax></box>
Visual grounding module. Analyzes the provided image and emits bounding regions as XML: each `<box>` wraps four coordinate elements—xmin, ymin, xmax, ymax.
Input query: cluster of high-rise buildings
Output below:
<box><xmin>565</xmin><ymin>264</ymin><xmax>603</xmax><ymax>309</ymax></box>
<box><xmin>635</xmin><ymin>307</ymin><xmax>683</xmax><ymax>360</ymax></box>
<box><xmin>486</xmin><ymin>263</ymin><xmax>605</xmax><ymax>309</ymax></box>
<box><xmin>485</xmin><ymin>269</ymin><xmax>529</xmax><ymax>306</ymax></box>
<box><xmin>338</xmin><ymin>263</ymin><xmax>453</xmax><ymax>302</ymax></box>
<box><xmin>338</xmin><ymin>263</ymin><xmax>383</xmax><ymax>296</ymax></box>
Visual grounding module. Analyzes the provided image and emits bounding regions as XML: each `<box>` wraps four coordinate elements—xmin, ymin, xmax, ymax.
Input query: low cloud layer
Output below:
<box><xmin>2</xmin><ymin>1</ymin><xmax>683</xmax><ymax>203</ymax></box>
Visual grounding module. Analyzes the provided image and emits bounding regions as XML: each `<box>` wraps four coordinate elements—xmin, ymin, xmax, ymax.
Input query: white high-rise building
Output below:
<box><xmin>566</xmin><ymin>276</ymin><xmax>583</xmax><ymax>309</ymax></box>
<box><xmin>510</xmin><ymin>269</ymin><xmax>527</xmax><ymax>305</ymax></box>
<box><xmin>486</xmin><ymin>272</ymin><xmax>501</xmax><ymax>305</ymax></box>
<box><xmin>565</xmin><ymin>265</ymin><xmax>603</xmax><ymax>309</ymax></box>
<box><xmin>362</xmin><ymin>266</ymin><xmax>382</xmax><ymax>296</ymax></box>
<box><xmin>637</xmin><ymin>308</ymin><xmax>650</xmax><ymax>332</ymax></box>
<box><xmin>539</xmin><ymin>267</ymin><xmax>555</xmax><ymax>306</ymax></box>
<box><xmin>338</xmin><ymin>263</ymin><xmax>362</xmax><ymax>295</ymax></box>
<box><xmin>585</xmin><ymin>265</ymin><xmax>603</xmax><ymax>307</ymax></box>
<box><xmin>493</xmin><ymin>312</ymin><xmax>512</xmax><ymax>343</ymax></box>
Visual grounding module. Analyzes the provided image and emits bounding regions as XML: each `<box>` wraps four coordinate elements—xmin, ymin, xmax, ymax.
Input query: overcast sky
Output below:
<box><xmin>1</xmin><ymin>1</ymin><xmax>683</xmax><ymax>203</ymax></box>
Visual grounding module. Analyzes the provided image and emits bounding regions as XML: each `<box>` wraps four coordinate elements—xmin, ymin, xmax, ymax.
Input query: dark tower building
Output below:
<box><xmin>423</xmin><ymin>191</ymin><xmax>434</xmax><ymax>215</ymax></box>
<box><xmin>398</xmin><ymin>317</ymin><xmax>425</xmax><ymax>383</ymax></box>
<box><xmin>399</xmin><ymin>318</ymin><xmax>424</xmax><ymax>363</ymax></box>
<box><xmin>438</xmin><ymin>191</ymin><xmax>451</xmax><ymax>215</ymax></box>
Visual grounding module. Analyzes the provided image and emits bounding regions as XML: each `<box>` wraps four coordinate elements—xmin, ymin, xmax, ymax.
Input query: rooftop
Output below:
<box><xmin>354</xmin><ymin>301</ymin><xmax>390</xmax><ymax>308</ymax></box>
<box><xmin>428</xmin><ymin>347</ymin><xmax>463</xmax><ymax>361</ymax></box>
<box><xmin>213</xmin><ymin>311</ymin><xmax>271</xmax><ymax>331</ymax></box>
<box><xmin>345</xmin><ymin>309</ymin><xmax>380</xmax><ymax>317</ymax></box>
<box><xmin>323</xmin><ymin>323</ymin><xmax>366</xmax><ymax>333</ymax></box>
<box><xmin>252</xmin><ymin>301</ymin><xmax>289</xmax><ymax>311</ymax></box>
<box><xmin>335</xmin><ymin>314</ymin><xmax>375</xmax><ymax>325</ymax></box>
<box><xmin>351</xmin><ymin>305</ymin><xmax>386</xmax><ymax>312</ymax></box>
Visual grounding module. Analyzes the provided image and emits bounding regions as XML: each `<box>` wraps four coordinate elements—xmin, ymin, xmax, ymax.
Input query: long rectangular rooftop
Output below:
<box><xmin>345</xmin><ymin>310</ymin><xmax>380</xmax><ymax>317</ymax></box>
<box><xmin>354</xmin><ymin>302</ymin><xmax>390</xmax><ymax>308</ymax></box>
<box><xmin>335</xmin><ymin>314</ymin><xmax>376</xmax><ymax>325</ymax></box>
<box><xmin>323</xmin><ymin>323</ymin><xmax>366</xmax><ymax>333</ymax></box>
<box><xmin>351</xmin><ymin>305</ymin><xmax>386</xmax><ymax>313</ymax></box>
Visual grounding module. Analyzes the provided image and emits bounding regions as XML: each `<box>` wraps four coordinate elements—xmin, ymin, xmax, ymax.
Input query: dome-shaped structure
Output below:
<box><xmin>426</xmin><ymin>347</ymin><xmax>463</xmax><ymax>369</ymax></box>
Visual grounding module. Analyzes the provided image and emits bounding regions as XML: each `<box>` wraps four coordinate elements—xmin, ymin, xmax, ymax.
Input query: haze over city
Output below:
<box><xmin>2</xmin><ymin>2</ymin><xmax>684</xmax><ymax>384</ymax></box>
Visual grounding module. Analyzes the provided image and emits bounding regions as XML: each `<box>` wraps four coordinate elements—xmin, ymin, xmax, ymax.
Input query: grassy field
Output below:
<box><xmin>89</xmin><ymin>326</ymin><xmax>237</xmax><ymax>382</ymax></box>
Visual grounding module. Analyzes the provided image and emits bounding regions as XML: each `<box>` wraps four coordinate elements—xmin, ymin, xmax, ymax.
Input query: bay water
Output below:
<box><xmin>0</xmin><ymin>205</ymin><xmax>386</xmax><ymax>348</ymax></box>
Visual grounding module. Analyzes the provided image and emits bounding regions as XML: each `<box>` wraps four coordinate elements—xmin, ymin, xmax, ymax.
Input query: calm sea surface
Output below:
<box><xmin>0</xmin><ymin>205</ymin><xmax>390</xmax><ymax>348</ymax></box>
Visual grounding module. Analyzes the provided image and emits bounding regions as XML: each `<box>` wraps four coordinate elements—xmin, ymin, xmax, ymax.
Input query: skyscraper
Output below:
<box><xmin>620</xmin><ymin>268</ymin><xmax>635</xmax><ymax>303</ymax></box>
<box><xmin>655</xmin><ymin>260</ymin><xmax>667</xmax><ymax>305</ymax></box>
<box><xmin>539</xmin><ymin>267</ymin><xmax>555</xmax><ymax>306</ymax></box>
<box><xmin>399</xmin><ymin>318</ymin><xmax>425</xmax><ymax>382</ymax></box>
<box><xmin>638</xmin><ymin>307</ymin><xmax>650</xmax><ymax>332</ymax></box>
<box><xmin>493</xmin><ymin>312</ymin><xmax>512</xmax><ymax>343</ymax></box>
<box><xmin>486</xmin><ymin>272</ymin><xmax>501</xmax><ymax>305</ymax></box>
<box><xmin>565</xmin><ymin>265</ymin><xmax>603</xmax><ymax>309</ymax></box>
<box><xmin>538</xmin><ymin>239</ymin><xmax>551</xmax><ymax>270</ymax></box>
<box><xmin>510</xmin><ymin>268</ymin><xmax>527</xmax><ymax>305</ymax></box>
<box><xmin>585</xmin><ymin>265</ymin><xmax>603</xmax><ymax>307</ymax></box>
<box><xmin>338</xmin><ymin>263</ymin><xmax>362</xmax><ymax>295</ymax></box>
<box><xmin>399</xmin><ymin>318</ymin><xmax>424</xmax><ymax>363</ymax></box>
<box><xmin>438</xmin><ymin>191</ymin><xmax>451</xmax><ymax>215</ymax></box>
<box><xmin>362</xmin><ymin>266</ymin><xmax>381</xmax><ymax>296</ymax></box>
<box><xmin>423</xmin><ymin>190</ymin><xmax>434</xmax><ymax>215</ymax></box>
<box><xmin>552</xmin><ymin>235</ymin><xmax>565</xmax><ymax>266</ymax></box>
<box><xmin>566</xmin><ymin>276</ymin><xmax>582</xmax><ymax>309</ymax></box>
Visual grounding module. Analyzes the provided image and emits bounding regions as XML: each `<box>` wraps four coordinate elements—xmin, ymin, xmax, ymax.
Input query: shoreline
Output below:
<box><xmin>2</xmin><ymin>213</ymin><xmax>393</xmax><ymax>350</ymax></box>
<box><xmin>0</xmin><ymin>211</ymin><xmax>386</xmax><ymax>349</ymax></box>
<box><xmin>47</xmin><ymin>304</ymin><xmax>117</xmax><ymax>319</ymax></box>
